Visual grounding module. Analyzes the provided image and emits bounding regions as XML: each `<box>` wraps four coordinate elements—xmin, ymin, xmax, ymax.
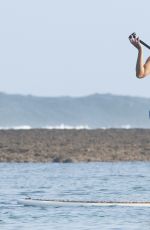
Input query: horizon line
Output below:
<box><xmin>0</xmin><ymin>91</ymin><xmax>150</xmax><ymax>99</ymax></box>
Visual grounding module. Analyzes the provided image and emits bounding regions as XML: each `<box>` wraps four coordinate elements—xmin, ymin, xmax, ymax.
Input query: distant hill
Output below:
<box><xmin>0</xmin><ymin>92</ymin><xmax>150</xmax><ymax>128</ymax></box>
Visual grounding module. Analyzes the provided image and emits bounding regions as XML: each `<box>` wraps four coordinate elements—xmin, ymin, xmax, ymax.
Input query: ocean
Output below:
<box><xmin>1</xmin><ymin>162</ymin><xmax>150</xmax><ymax>229</ymax></box>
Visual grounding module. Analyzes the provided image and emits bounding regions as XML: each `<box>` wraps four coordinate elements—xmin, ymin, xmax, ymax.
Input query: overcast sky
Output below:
<box><xmin>0</xmin><ymin>0</ymin><xmax>150</xmax><ymax>97</ymax></box>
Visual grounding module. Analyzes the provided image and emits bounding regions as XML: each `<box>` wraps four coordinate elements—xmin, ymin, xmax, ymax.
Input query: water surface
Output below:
<box><xmin>1</xmin><ymin>162</ymin><xmax>150</xmax><ymax>229</ymax></box>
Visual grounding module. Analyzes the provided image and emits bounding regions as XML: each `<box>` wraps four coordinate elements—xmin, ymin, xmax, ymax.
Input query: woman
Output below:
<box><xmin>129</xmin><ymin>35</ymin><xmax>150</xmax><ymax>78</ymax></box>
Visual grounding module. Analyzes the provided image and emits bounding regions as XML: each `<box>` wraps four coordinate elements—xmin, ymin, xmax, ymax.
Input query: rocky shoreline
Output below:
<box><xmin>0</xmin><ymin>129</ymin><xmax>150</xmax><ymax>162</ymax></box>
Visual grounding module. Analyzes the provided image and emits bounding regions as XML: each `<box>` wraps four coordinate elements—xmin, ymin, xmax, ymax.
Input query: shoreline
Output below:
<box><xmin>0</xmin><ymin>129</ymin><xmax>150</xmax><ymax>162</ymax></box>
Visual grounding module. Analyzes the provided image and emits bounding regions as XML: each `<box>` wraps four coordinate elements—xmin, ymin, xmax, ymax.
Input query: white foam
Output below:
<box><xmin>0</xmin><ymin>124</ymin><xmax>133</xmax><ymax>130</ymax></box>
<box><xmin>0</xmin><ymin>124</ymin><xmax>90</xmax><ymax>130</ymax></box>
<box><xmin>0</xmin><ymin>125</ymin><xmax>32</xmax><ymax>130</ymax></box>
<box><xmin>44</xmin><ymin>124</ymin><xmax>90</xmax><ymax>130</ymax></box>
<box><xmin>120</xmin><ymin>124</ymin><xmax>131</xmax><ymax>129</ymax></box>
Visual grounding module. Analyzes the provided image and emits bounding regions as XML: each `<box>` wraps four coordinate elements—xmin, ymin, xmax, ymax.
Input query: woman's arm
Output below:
<box><xmin>129</xmin><ymin>36</ymin><xmax>150</xmax><ymax>78</ymax></box>
<box><xmin>136</xmin><ymin>48</ymin><xmax>145</xmax><ymax>78</ymax></box>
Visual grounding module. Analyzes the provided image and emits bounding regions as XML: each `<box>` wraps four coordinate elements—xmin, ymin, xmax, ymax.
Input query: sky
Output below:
<box><xmin>0</xmin><ymin>0</ymin><xmax>150</xmax><ymax>97</ymax></box>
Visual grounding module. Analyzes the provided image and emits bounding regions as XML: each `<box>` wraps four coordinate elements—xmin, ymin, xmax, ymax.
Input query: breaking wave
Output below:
<box><xmin>0</xmin><ymin>124</ymin><xmax>90</xmax><ymax>130</ymax></box>
<box><xmin>0</xmin><ymin>124</ymin><xmax>132</xmax><ymax>130</ymax></box>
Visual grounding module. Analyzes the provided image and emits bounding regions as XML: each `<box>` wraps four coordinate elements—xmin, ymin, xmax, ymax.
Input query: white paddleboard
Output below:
<box><xmin>18</xmin><ymin>198</ymin><xmax>150</xmax><ymax>207</ymax></box>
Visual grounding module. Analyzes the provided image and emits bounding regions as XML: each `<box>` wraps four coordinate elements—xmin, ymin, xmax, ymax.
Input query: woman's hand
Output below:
<box><xmin>129</xmin><ymin>35</ymin><xmax>142</xmax><ymax>51</ymax></box>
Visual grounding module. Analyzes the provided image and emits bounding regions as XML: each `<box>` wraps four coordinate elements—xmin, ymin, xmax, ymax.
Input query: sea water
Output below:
<box><xmin>0</xmin><ymin>162</ymin><xmax>150</xmax><ymax>230</ymax></box>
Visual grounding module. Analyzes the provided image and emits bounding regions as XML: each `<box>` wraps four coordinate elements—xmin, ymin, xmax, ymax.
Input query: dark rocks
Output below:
<box><xmin>0</xmin><ymin>129</ymin><xmax>150</xmax><ymax>162</ymax></box>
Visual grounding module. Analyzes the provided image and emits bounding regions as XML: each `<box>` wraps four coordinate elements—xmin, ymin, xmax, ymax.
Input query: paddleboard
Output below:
<box><xmin>18</xmin><ymin>198</ymin><xmax>150</xmax><ymax>207</ymax></box>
